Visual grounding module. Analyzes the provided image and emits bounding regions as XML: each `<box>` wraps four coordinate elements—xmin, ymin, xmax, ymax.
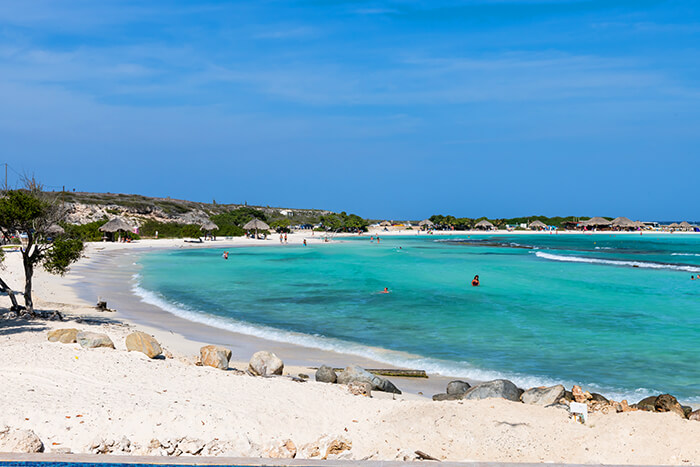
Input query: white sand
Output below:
<box><xmin>1</xmin><ymin>232</ymin><xmax>699</xmax><ymax>463</ymax></box>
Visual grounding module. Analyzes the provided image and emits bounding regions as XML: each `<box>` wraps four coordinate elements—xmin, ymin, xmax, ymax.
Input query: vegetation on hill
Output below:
<box><xmin>428</xmin><ymin>214</ymin><xmax>591</xmax><ymax>229</ymax></box>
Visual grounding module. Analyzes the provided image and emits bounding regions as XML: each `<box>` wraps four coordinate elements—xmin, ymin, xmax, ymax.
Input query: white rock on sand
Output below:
<box><xmin>0</xmin><ymin>239</ymin><xmax>699</xmax><ymax>464</ymax></box>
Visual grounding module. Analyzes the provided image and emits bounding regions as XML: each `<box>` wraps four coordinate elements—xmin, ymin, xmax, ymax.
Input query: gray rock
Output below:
<box><xmin>446</xmin><ymin>380</ymin><xmax>471</xmax><ymax>395</ymax></box>
<box><xmin>178</xmin><ymin>437</ymin><xmax>205</xmax><ymax>455</ymax></box>
<box><xmin>432</xmin><ymin>393</ymin><xmax>462</xmax><ymax>401</ymax></box>
<box><xmin>337</xmin><ymin>365</ymin><xmax>401</xmax><ymax>394</ymax></box>
<box><xmin>521</xmin><ymin>385</ymin><xmax>565</xmax><ymax>406</ymax></box>
<box><xmin>315</xmin><ymin>365</ymin><xmax>337</xmax><ymax>383</ymax></box>
<box><xmin>590</xmin><ymin>392</ymin><xmax>609</xmax><ymax>403</ymax></box>
<box><xmin>461</xmin><ymin>379</ymin><xmax>523</xmax><ymax>402</ymax></box>
<box><xmin>76</xmin><ymin>331</ymin><xmax>115</xmax><ymax>349</ymax></box>
<box><xmin>0</xmin><ymin>426</ymin><xmax>44</xmax><ymax>453</ymax></box>
<box><xmin>635</xmin><ymin>395</ymin><xmax>657</xmax><ymax>412</ymax></box>
<box><xmin>689</xmin><ymin>410</ymin><xmax>700</xmax><ymax>421</ymax></box>
<box><xmin>249</xmin><ymin>351</ymin><xmax>284</xmax><ymax>376</ymax></box>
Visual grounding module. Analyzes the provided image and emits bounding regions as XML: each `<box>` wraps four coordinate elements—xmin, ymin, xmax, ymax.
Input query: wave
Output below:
<box><xmin>671</xmin><ymin>253</ymin><xmax>700</xmax><ymax>257</ymax></box>
<box><xmin>535</xmin><ymin>251</ymin><xmax>700</xmax><ymax>273</ymax></box>
<box><xmin>129</xmin><ymin>274</ymin><xmax>690</xmax><ymax>404</ymax></box>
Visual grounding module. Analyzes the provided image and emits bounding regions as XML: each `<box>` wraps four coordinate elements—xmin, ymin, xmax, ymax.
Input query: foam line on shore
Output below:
<box><xmin>535</xmin><ymin>251</ymin><xmax>700</xmax><ymax>272</ymax></box>
<box><xmin>131</xmin><ymin>274</ymin><xmax>676</xmax><ymax>404</ymax></box>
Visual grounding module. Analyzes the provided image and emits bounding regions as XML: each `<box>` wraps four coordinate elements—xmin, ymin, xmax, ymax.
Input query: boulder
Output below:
<box><xmin>200</xmin><ymin>345</ymin><xmax>232</xmax><ymax>370</ymax></box>
<box><xmin>47</xmin><ymin>328</ymin><xmax>79</xmax><ymax>344</ymax></box>
<box><xmin>521</xmin><ymin>384</ymin><xmax>565</xmax><ymax>406</ymax></box>
<box><xmin>336</xmin><ymin>365</ymin><xmax>401</xmax><ymax>394</ymax></box>
<box><xmin>76</xmin><ymin>331</ymin><xmax>115</xmax><ymax>349</ymax></box>
<box><xmin>571</xmin><ymin>385</ymin><xmax>592</xmax><ymax>403</ymax></box>
<box><xmin>655</xmin><ymin>394</ymin><xmax>686</xmax><ymax>418</ymax></box>
<box><xmin>590</xmin><ymin>393</ymin><xmax>609</xmax><ymax>403</ymax></box>
<box><xmin>635</xmin><ymin>395</ymin><xmax>658</xmax><ymax>412</ymax></box>
<box><xmin>446</xmin><ymin>380</ymin><xmax>471</xmax><ymax>395</ymax></box>
<box><xmin>249</xmin><ymin>351</ymin><xmax>284</xmax><ymax>376</ymax></box>
<box><xmin>125</xmin><ymin>331</ymin><xmax>163</xmax><ymax>358</ymax></box>
<box><xmin>315</xmin><ymin>365</ymin><xmax>337</xmax><ymax>383</ymax></box>
<box><xmin>432</xmin><ymin>393</ymin><xmax>462</xmax><ymax>401</ymax></box>
<box><xmin>0</xmin><ymin>426</ymin><xmax>44</xmax><ymax>453</ymax></box>
<box><xmin>689</xmin><ymin>410</ymin><xmax>700</xmax><ymax>421</ymax></box>
<box><xmin>347</xmin><ymin>381</ymin><xmax>372</xmax><ymax>397</ymax></box>
<box><xmin>461</xmin><ymin>379</ymin><xmax>523</xmax><ymax>402</ymax></box>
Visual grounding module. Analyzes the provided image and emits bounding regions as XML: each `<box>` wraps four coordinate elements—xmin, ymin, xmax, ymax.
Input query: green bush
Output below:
<box><xmin>62</xmin><ymin>220</ymin><xmax>107</xmax><ymax>242</ymax></box>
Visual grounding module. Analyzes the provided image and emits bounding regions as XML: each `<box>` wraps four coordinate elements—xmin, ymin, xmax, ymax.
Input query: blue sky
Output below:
<box><xmin>1</xmin><ymin>0</ymin><xmax>699</xmax><ymax>220</ymax></box>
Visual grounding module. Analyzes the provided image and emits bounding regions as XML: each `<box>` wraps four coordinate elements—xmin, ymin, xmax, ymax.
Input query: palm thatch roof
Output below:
<box><xmin>529</xmin><ymin>220</ymin><xmax>547</xmax><ymax>229</ymax></box>
<box><xmin>418</xmin><ymin>219</ymin><xmax>434</xmax><ymax>226</ymax></box>
<box><xmin>379</xmin><ymin>221</ymin><xmax>392</xmax><ymax>226</ymax></box>
<box><xmin>243</xmin><ymin>218</ymin><xmax>270</xmax><ymax>230</ymax></box>
<box><xmin>46</xmin><ymin>224</ymin><xmax>65</xmax><ymax>235</ymax></box>
<box><xmin>475</xmin><ymin>220</ymin><xmax>495</xmax><ymax>229</ymax></box>
<box><xmin>668</xmin><ymin>222</ymin><xmax>680</xmax><ymax>228</ymax></box>
<box><xmin>611</xmin><ymin>216</ymin><xmax>636</xmax><ymax>227</ymax></box>
<box><xmin>581</xmin><ymin>217</ymin><xmax>612</xmax><ymax>226</ymax></box>
<box><xmin>679</xmin><ymin>221</ymin><xmax>693</xmax><ymax>229</ymax></box>
<box><xmin>99</xmin><ymin>217</ymin><xmax>133</xmax><ymax>233</ymax></box>
<box><xmin>201</xmin><ymin>221</ymin><xmax>218</xmax><ymax>231</ymax></box>
<box><xmin>633</xmin><ymin>221</ymin><xmax>646</xmax><ymax>228</ymax></box>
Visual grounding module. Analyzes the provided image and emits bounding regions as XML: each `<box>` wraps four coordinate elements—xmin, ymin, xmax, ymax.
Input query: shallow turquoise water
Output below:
<box><xmin>136</xmin><ymin>234</ymin><xmax>700</xmax><ymax>402</ymax></box>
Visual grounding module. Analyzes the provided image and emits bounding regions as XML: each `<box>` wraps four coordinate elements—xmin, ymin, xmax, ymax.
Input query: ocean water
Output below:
<box><xmin>134</xmin><ymin>234</ymin><xmax>700</xmax><ymax>403</ymax></box>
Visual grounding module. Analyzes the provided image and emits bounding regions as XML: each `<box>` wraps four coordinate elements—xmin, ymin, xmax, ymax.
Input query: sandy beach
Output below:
<box><xmin>1</xmin><ymin>231</ymin><xmax>700</xmax><ymax>464</ymax></box>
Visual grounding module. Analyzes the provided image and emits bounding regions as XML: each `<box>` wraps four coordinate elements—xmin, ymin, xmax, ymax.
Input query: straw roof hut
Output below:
<box><xmin>201</xmin><ymin>221</ymin><xmax>218</xmax><ymax>232</ymax></box>
<box><xmin>46</xmin><ymin>224</ymin><xmax>65</xmax><ymax>235</ymax></box>
<box><xmin>99</xmin><ymin>217</ymin><xmax>133</xmax><ymax>233</ymax></box>
<box><xmin>475</xmin><ymin>220</ymin><xmax>495</xmax><ymax>230</ymax></box>
<box><xmin>581</xmin><ymin>217</ymin><xmax>612</xmax><ymax>227</ymax></box>
<box><xmin>379</xmin><ymin>221</ymin><xmax>392</xmax><ymax>227</ymax></box>
<box><xmin>679</xmin><ymin>221</ymin><xmax>693</xmax><ymax>231</ymax></box>
<box><xmin>633</xmin><ymin>221</ymin><xmax>646</xmax><ymax>229</ymax></box>
<box><xmin>529</xmin><ymin>220</ymin><xmax>547</xmax><ymax>230</ymax></box>
<box><xmin>418</xmin><ymin>219</ymin><xmax>434</xmax><ymax>227</ymax></box>
<box><xmin>667</xmin><ymin>222</ymin><xmax>680</xmax><ymax>229</ymax></box>
<box><xmin>243</xmin><ymin>218</ymin><xmax>270</xmax><ymax>238</ymax></box>
<box><xmin>611</xmin><ymin>217</ymin><xmax>636</xmax><ymax>230</ymax></box>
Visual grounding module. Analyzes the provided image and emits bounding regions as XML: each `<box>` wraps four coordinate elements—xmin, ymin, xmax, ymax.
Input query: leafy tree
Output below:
<box><xmin>0</xmin><ymin>188</ymin><xmax>84</xmax><ymax>315</ymax></box>
<box><xmin>269</xmin><ymin>219</ymin><xmax>291</xmax><ymax>233</ymax></box>
<box><xmin>181</xmin><ymin>224</ymin><xmax>202</xmax><ymax>238</ymax></box>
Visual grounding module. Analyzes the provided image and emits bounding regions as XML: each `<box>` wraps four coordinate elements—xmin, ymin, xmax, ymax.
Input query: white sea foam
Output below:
<box><xmin>535</xmin><ymin>251</ymin><xmax>700</xmax><ymax>273</ymax></box>
<box><xmin>129</xmin><ymin>273</ymin><xmax>688</xmax><ymax>403</ymax></box>
<box><xmin>671</xmin><ymin>253</ymin><xmax>700</xmax><ymax>257</ymax></box>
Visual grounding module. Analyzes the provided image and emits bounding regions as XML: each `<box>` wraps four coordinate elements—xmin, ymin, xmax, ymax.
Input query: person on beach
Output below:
<box><xmin>284</xmin><ymin>233</ymin><xmax>288</xmax><ymax>244</ymax></box>
<box><xmin>472</xmin><ymin>275</ymin><xmax>480</xmax><ymax>286</ymax></box>
<box><xmin>303</xmin><ymin>239</ymin><xmax>307</xmax><ymax>246</ymax></box>
<box><xmin>279</xmin><ymin>234</ymin><xmax>283</xmax><ymax>244</ymax></box>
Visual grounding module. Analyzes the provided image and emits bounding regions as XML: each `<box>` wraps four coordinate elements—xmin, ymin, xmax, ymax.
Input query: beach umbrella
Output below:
<box><xmin>379</xmin><ymin>221</ymin><xmax>392</xmax><ymax>227</ymax></box>
<box><xmin>529</xmin><ymin>220</ymin><xmax>547</xmax><ymax>230</ymax></box>
<box><xmin>418</xmin><ymin>219</ymin><xmax>434</xmax><ymax>230</ymax></box>
<box><xmin>611</xmin><ymin>217</ymin><xmax>636</xmax><ymax>230</ymax></box>
<box><xmin>243</xmin><ymin>218</ymin><xmax>270</xmax><ymax>239</ymax></box>
<box><xmin>45</xmin><ymin>224</ymin><xmax>65</xmax><ymax>235</ymax></box>
<box><xmin>99</xmin><ymin>217</ymin><xmax>133</xmax><ymax>233</ymax></box>
<box><xmin>201</xmin><ymin>220</ymin><xmax>218</xmax><ymax>232</ymax></box>
<box><xmin>475</xmin><ymin>220</ymin><xmax>495</xmax><ymax>230</ymax></box>
<box><xmin>679</xmin><ymin>221</ymin><xmax>693</xmax><ymax>231</ymax></box>
<box><xmin>668</xmin><ymin>222</ymin><xmax>680</xmax><ymax>229</ymax></box>
<box><xmin>581</xmin><ymin>217</ymin><xmax>612</xmax><ymax>227</ymax></box>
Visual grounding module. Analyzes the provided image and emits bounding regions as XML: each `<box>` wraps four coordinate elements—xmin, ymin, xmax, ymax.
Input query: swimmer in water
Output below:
<box><xmin>471</xmin><ymin>275</ymin><xmax>479</xmax><ymax>287</ymax></box>
<box><xmin>381</xmin><ymin>287</ymin><xmax>390</xmax><ymax>294</ymax></box>
<box><xmin>223</xmin><ymin>251</ymin><xmax>229</xmax><ymax>260</ymax></box>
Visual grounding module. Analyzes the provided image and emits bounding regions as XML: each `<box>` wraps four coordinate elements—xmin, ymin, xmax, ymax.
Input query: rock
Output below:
<box><xmin>178</xmin><ymin>437</ymin><xmax>205</xmax><ymax>455</ymax></box>
<box><xmin>655</xmin><ymin>394</ymin><xmax>686</xmax><ymax>418</ymax></box>
<box><xmin>76</xmin><ymin>331</ymin><xmax>115</xmax><ymax>349</ymax></box>
<box><xmin>336</xmin><ymin>365</ymin><xmax>401</xmax><ymax>394</ymax></box>
<box><xmin>461</xmin><ymin>379</ymin><xmax>523</xmax><ymax>402</ymax></box>
<box><xmin>199</xmin><ymin>345</ymin><xmax>231</xmax><ymax>370</ymax></box>
<box><xmin>446</xmin><ymin>380</ymin><xmax>471</xmax><ymax>395</ymax></box>
<box><xmin>590</xmin><ymin>392</ymin><xmax>609</xmax><ymax>403</ymax></box>
<box><xmin>315</xmin><ymin>365</ymin><xmax>337</xmax><ymax>383</ymax></box>
<box><xmin>432</xmin><ymin>393</ymin><xmax>462</xmax><ymax>401</ymax></box>
<box><xmin>125</xmin><ymin>331</ymin><xmax>162</xmax><ymax>358</ymax></box>
<box><xmin>571</xmin><ymin>385</ymin><xmax>592</xmax><ymax>403</ymax></box>
<box><xmin>265</xmin><ymin>439</ymin><xmax>297</xmax><ymax>459</ymax></box>
<box><xmin>249</xmin><ymin>351</ymin><xmax>284</xmax><ymax>376</ymax></box>
<box><xmin>521</xmin><ymin>385</ymin><xmax>565</xmax><ymax>406</ymax></box>
<box><xmin>347</xmin><ymin>381</ymin><xmax>372</xmax><ymax>396</ymax></box>
<box><xmin>563</xmin><ymin>390</ymin><xmax>574</xmax><ymax>401</ymax></box>
<box><xmin>298</xmin><ymin>436</ymin><xmax>351</xmax><ymax>460</ymax></box>
<box><xmin>682</xmin><ymin>406</ymin><xmax>693</xmax><ymax>418</ymax></box>
<box><xmin>0</xmin><ymin>427</ymin><xmax>44</xmax><ymax>453</ymax></box>
<box><xmin>47</xmin><ymin>328</ymin><xmax>79</xmax><ymax>344</ymax></box>
<box><xmin>636</xmin><ymin>395</ymin><xmax>658</xmax><ymax>412</ymax></box>
<box><xmin>689</xmin><ymin>410</ymin><xmax>700</xmax><ymax>421</ymax></box>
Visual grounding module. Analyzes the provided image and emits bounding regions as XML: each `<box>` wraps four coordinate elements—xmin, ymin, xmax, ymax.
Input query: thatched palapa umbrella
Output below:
<box><xmin>679</xmin><ymin>221</ymin><xmax>693</xmax><ymax>231</ymax></box>
<box><xmin>201</xmin><ymin>220</ymin><xmax>218</xmax><ymax>232</ymax></box>
<box><xmin>475</xmin><ymin>220</ymin><xmax>495</xmax><ymax>230</ymax></box>
<box><xmin>581</xmin><ymin>217</ymin><xmax>612</xmax><ymax>228</ymax></box>
<box><xmin>611</xmin><ymin>217</ymin><xmax>636</xmax><ymax>230</ymax></box>
<box><xmin>667</xmin><ymin>222</ymin><xmax>680</xmax><ymax>229</ymax></box>
<box><xmin>529</xmin><ymin>220</ymin><xmax>547</xmax><ymax>230</ymax></box>
<box><xmin>379</xmin><ymin>221</ymin><xmax>392</xmax><ymax>227</ymax></box>
<box><xmin>243</xmin><ymin>218</ymin><xmax>270</xmax><ymax>239</ymax></box>
<box><xmin>99</xmin><ymin>217</ymin><xmax>133</xmax><ymax>241</ymax></box>
<box><xmin>46</xmin><ymin>224</ymin><xmax>65</xmax><ymax>235</ymax></box>
<box><xmin>418</xmin><ymin>219</ymin><xmax>434</xmax><ymax>230</ymax></box>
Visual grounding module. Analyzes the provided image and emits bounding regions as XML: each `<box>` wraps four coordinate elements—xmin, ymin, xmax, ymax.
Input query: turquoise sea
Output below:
<box><xmin>135</xmin><ymin>234</ymin><xmax>700</xmax><ymax>403</ymax></box>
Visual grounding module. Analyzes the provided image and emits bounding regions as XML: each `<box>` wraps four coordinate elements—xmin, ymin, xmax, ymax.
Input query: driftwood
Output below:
<box><xmin>312</xmin><ymin>368</ymin><xmax>428</xmax><ymax>378</ymax></box>
<box><xmin>415</xmin><ymin>450</ymin><xmax>440</xmax><ymax>461</ymax></box>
